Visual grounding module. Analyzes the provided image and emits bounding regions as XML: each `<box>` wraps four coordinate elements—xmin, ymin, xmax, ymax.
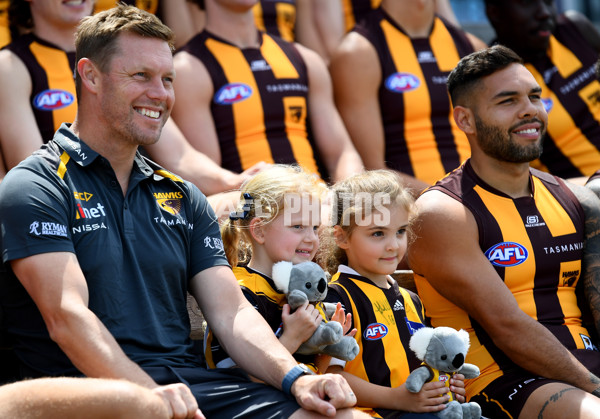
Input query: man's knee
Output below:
<box><xmin>520</xmin><ymin>383</ymin><xmax>600</xmax><ymax>419</ymax></box>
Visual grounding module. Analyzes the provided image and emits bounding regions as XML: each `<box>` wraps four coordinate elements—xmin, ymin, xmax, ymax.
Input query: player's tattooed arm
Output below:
<box><xmin>567</xmin><ymin>181</ymin><xmax>600</xmax><ymax>338</ymax></box>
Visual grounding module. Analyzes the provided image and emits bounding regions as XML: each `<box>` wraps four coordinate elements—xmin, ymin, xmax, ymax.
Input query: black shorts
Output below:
<box><xmin>145</xmin><ymin>366</ymin><xmax>301</xmax><ymax>418</ymax></box>
<box><xmin>469</xmin><ymin>349</ymin><xmax>600</xmax><ymax>418</ymax></box>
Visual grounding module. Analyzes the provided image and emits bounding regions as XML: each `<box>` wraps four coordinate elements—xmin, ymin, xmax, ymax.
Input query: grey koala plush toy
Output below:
<box><xmin>272</xmin><ymin>261</ymin><xmax>359</xmax><ymax>361</ymax></box>
<box><xmin>406</xmin><ymin>327</ymin><xmax>481</xmax><ymax>419</ymax></box>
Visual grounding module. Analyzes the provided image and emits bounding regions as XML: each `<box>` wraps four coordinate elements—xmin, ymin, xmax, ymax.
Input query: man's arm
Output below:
<box><xmin>0</xmin><ymin>49</ymin><xmax>45</xmax><ymax>169</ymax></box>
<box><xmin>408</xmin><ymin>190</ymin><xmax>600</xmax><ymax>394</ymax></box>
<box><xmin>190</xmin><ymin>265</ymin><xmax>357</xmax><ymax>416</ymax></box>
<box><xmin>160</xmin><ymin>0</ymin><xmax>199</xmax><ymax>49</ymax></box>
<box><xmin>568</xmin><ymin>182</ymin><xmax>600</xmax><ymax>340</ymax></box>
<box><xmin>296</xmin><ymin>43</ymin><xmax>363</xmax><ymax>182</ymax></box>
<box><xmin>171</xmin><ymin>50</ymin><xmax>223</xmax><ymax>165</ymax></box>
<box><xmin>10</xmin><ymin>252</ymin><xmax>201</xmax><ymax>417</ymax></box>
<box><xmin>307</xmin><ymin>0</ymin><xmax>345</xmax><ymax>63</ymax></box>
<box><xmin>145</xmin><ymin>118</ymin><xmax>265</xmax><ymax>196</ymax></box>
<box><xmin>328</xmin><ymin>33</ymin><xmax>427</xmax><ymax>192</ymax></box>
<box><xmin>0</xmin><ymin>377</ymin><xmax>170</xmax><ymax>419</ymax></box>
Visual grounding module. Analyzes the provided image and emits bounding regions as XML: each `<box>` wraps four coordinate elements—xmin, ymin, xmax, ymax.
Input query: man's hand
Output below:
<box><xmin>291</xmin><ymin>373</ymin><xmax>357</xmax><ymax>417</ymax></box>
<box><xmin>152</xmin><ymin>383</ymin><xmax>204</xmax><ymax>419</ymax></box>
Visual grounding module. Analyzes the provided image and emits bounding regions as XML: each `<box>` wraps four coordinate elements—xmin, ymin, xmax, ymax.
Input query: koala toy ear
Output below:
<box><xmin>272</xmin><ymin>261</ymin><xmax>293</xmax><ymax>294</ymax></box>
<box><xmin>409</xmin><ymin>327</ymin><xmax>435</xmax><ymax>360</ymax></box>
<box><xmin>457</xmin><ymin>329</ymin><xmax>470</xmax><ymax>351</ymax></box>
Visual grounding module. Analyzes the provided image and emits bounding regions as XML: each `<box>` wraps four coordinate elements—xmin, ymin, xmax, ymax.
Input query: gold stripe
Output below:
<box><xmin>474</xmin><ymin>185</ymin><xmax>537</xmax><ymax>319</ymax></box>
<box><xmin>261</xmin><ymin>34</ymin><xmax>299</xmax><ymax>79</ymax></box>
<box><xmin>429</xmin><ymin>18</ymin><xmax>461</xmax><ymax>72</ymax></box>
<box><xmin>578</xmin><ymin>80</ymin><xmax>600</xmax><ymax>125</ymax></box>
<box><xmin>57</xmin><ymin>151</ymin><xmax>70</xmax><ymax>179</ymax></box>
<box><xmin>282</xmin><ymin>96</ymin><xmax>318</xmax><ymax>175</ymax></box>
<box><xmin>532</xmin><ymin>177</ymin><xmax>576</xmax><ymax>237</ymax></box>
<box><xmin>353</xmin><ymin>280</ymin><xmax>410</xmax><ymax>387</ymax></box>
<box><xmin>331</xmin><ymin>278</ymin><xmax>369</xmax><ymax>382</ymax></box>
<box><xmin>207</xmin><ymin>38</ymin><xmax>273</xmax><ymax>169</ymax></box>
<box><xmin>548</xmin><ymin>35</ymin><xmax>581</xmax><ymax>77</ymax></box>
<box><xmin>135</xmin><ymin>0</ymin><xmax>158</xmax><ymax>14</ymax></box>
<box><xmin>275</xmin><ymin>3</ymin><xmax>296</xmax><ymax>42</ymax></box>
<box><xmin>154</xmin><ymin>169</ymin><xmax>182</xmax><ymax>182</ymax></box>
<box><xmin>429</xmin><ymin>18</ymin><xmax>472</xmax><ymax>166</ymax></box>
<box><xmin>30</xmin><ymin>42</ymin><xmax>77</xmax><ymax>133</ymax></box>
<box><xmin>382</xmin><ymin>19</ymin><xmax>445</xmax><ymax>183</ymax></box>
<box><xmin>253</xmin><ymin>3</ymin><xmax>266</xmax><ymax>32</ymax></box>
<box><xmin>526</xmin><ymin>65</ymin><xmax>600</xmax><ymax>176</ymax></box>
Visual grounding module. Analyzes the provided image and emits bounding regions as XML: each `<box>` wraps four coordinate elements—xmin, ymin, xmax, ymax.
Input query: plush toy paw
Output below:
<box><xmin>317</xmin><ymin>319</ymin><xmax>344</xmax><ymax>345</ymax></box>
<box><xmin>437</xmin><ymin>400</ymin><xmax>463</xmax><ymax>419</ymax></box>
<box><xmin>320</xmin><ymin>334</ymin><xmax>360</xmax><ymax>361</ymax></box>
<box><xmin>461</xmin><ymin>401</ymin><xmax>481</xmax><ymax>419</ymax></box>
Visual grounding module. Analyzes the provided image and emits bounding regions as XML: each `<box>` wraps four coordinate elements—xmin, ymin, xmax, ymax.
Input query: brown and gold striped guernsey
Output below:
<box><xmin>179</xmin><ymin>30</ymin><xmax>325</xmax><ymax>179</ymax></box>
<box><xmin>253</xmin><ymin>0</ymin><xmax>296</xmax><ymax>42</ymax></box>
<box><xmin>94</xmin><ymin>0</ymin><xmax>159</xmax><ymax>15</ymax></box>
<box><xmin>327</xmin><ymin>271</ymin><xmax>426</xmax><ymax>389</ymax></box>
<box><xmin>523</xmin><ymin>14</ymin><xmax>600</xmax><ymax>178</ymax></box>
<box><xmin>415</xmin><ymin>160</ymin><xmax>592</xmax><ymax>398</ymax></box>
<box><xmin>3</xmin><ymin>33</ymin><xmax>77</xmax><ymax>143</ymax></box>
<box><xmin>355</xmin><ymin>10</ymin><xmax>473</xmax><ymax>184</ymax></box>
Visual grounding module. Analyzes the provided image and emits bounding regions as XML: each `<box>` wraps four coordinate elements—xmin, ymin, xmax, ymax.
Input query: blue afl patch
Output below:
<box><xmin>542</xmin><ymin>98</ymin><xmax>553</xmax><ymax>113</ymax></box>
<box><xmin>363</xmin><ymin>323</ymin><xmax>388</xmax><ymax>341</ymax></box>
<box><xmin>214</xmin><ymin>83</ymin><xmax>253</xmax><ymax>105</ymax></box>
<box><xmin>33</xmin><ymin>89</ymin><xmax>75</xmax><ymax>111</ymax></box>
<box><xmin>405</xmin><ymin>319</ymin><xmax>425</xmax><ymax>335</ymax></box>
<box><xmin>485</xmin><ymin>242</ymin><xmax>528</xmax><ymax>267</ymax></box>
<box><xmin>385</xmin><ymin>72</ymin><xmax>420</xmax><ymax>93</ymax></box>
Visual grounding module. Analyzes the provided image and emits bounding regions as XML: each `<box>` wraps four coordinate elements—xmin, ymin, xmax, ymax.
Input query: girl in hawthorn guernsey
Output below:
<box><xmin>204</xmin><ymin>164</ymin><xmax>353</xmax><ymax>374</ymax></box>
<box><xmin>318</xmin><ymin>170</ymin><xmax>468</xmax><ymax>418</ymax></box>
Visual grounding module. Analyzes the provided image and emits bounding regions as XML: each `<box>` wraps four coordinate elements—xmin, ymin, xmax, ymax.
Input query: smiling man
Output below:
<box><xmin>408</xmin><ymin>45</ymin><xmax>600</xmax><ymax>419</ymax></box>
<box><xmin>0</xmin><ymin>5</ymin><xmax>360</xmax><ymax>418</ymax></box>
<box><xmin>485</xmin><ymin>0</ymin><xmax>600</xmax><ymax>180</ymax></box>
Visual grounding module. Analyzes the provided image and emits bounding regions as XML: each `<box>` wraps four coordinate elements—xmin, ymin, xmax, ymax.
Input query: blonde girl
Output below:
<box><xmin>204</xmin><ymin>164</ymin><xmax>347</xmax><ymax>372</ymax></box>
<box><xmin>318</xmin><ymin>170</ymin><xmax>467</xmax><ymax>418</ymax></box>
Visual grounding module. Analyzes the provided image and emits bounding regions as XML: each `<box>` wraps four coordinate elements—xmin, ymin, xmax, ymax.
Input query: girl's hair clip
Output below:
<box><xmin>229</xmin><ymin>193</ymin><xmax>254</xmax><ymax>221</ymax></box>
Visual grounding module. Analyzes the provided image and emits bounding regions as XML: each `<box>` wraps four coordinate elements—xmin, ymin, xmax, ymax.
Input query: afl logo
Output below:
<box><xmin>33</xmin><ymin>89</ymin><xmax>75</xmax><ymax>111</ymax></box>
<box><xmin>363</xmin><ymin>323</ymin><xmax>388</xmax><ymax>341</ymax></box>
<box><xmin>485</xmin><ymin>242</ymin><xmax>528</xmax><ymax>267</ymax></box>
<box><xmin>214</xmin><ymin>83</ymin><xmax>253</xmax><ymax>105</ymax></box>
<box><xmin>385</xmin><ymin>73</ymin><xmax>420</xmax><ymax>93</ymax></box>
<box><xmin>542</xmin><ymin>98</ymin><xmax>553</xmax><ymax>113</ymax></box>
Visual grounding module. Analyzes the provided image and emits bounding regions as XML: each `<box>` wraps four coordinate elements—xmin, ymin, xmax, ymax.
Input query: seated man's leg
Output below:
<box><xmin>171</xmin><ymin>367</ymin><xmax>370</xmax><ymax>418</ymax></box>
<box><xmin>519</xmin><ymin>382</ymin><xmax>600</xmax><ymax>419</ymax></box>
<box><xmin>471</xmin><ymin>349</ymin><xmax>600</xmax><ymax>419</ymax></box>
<box><xmin>0</xmin><ymin>377</ymin><xmax>169</xmax><ymax>419</ymax></box>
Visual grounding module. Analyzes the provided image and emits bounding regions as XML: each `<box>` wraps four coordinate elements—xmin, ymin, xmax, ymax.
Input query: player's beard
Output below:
<box><xmin>475</xmin><ymin>115</ymin><xmax>545</xmax><ymax>163</ymax></box>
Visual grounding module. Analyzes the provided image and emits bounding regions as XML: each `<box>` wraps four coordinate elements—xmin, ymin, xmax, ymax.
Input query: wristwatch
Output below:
<box><xmin>282</xmin><ymin>363</ymin><xmax>314</xmax><ymax>396</ymax></box>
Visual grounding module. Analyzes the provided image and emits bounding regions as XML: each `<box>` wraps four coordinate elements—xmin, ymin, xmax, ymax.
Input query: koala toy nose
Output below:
<box><xmin>452</xmin><ymin>353</ymin><xmax>464</xmax><ymax>369</ymax></box>
<box><xmin>317</xmin><ymin>278</ymin><xmax>326</xmax><ymax>293</ymax></box>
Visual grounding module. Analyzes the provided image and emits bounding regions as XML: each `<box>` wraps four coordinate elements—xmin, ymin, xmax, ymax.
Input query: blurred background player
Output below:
<box><xmin>0</xmin><ymin>0</ymin><xmax>94</xmax><ymax>170</ymax></box>
<box><xmin>329</xmin><ymin>0</ymin><xmax>486</xmax><ymax>194</ymax></box>
<box><xmin>93</xmin><ymin>0</ymin><xmax>200</xmax><ymax>48</ymax></box>
<box><xmin>485</xmin><ymin>0</ymin><xmax>600</xmax><ymax>181</ymax></box>
<box><xmin>172</xmin><ymin>0</ymin><xmax>363</xmax><ymax>186</ymax></box>
<box><xmin>0</xmin><ymin>0</ymin><xmax>259</xmax><ymax>200</ymax></box>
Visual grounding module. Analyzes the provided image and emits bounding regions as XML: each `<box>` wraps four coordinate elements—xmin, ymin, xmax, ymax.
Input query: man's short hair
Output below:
<box><xmin>74</xmin><ymin>3</ymin><xmax>175</xmax><ymax>99</ymax></box>
<box><xmin>447</xmin><ymin>45</ymin><xmax>524</xmax><ymax>107</ymax></box>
